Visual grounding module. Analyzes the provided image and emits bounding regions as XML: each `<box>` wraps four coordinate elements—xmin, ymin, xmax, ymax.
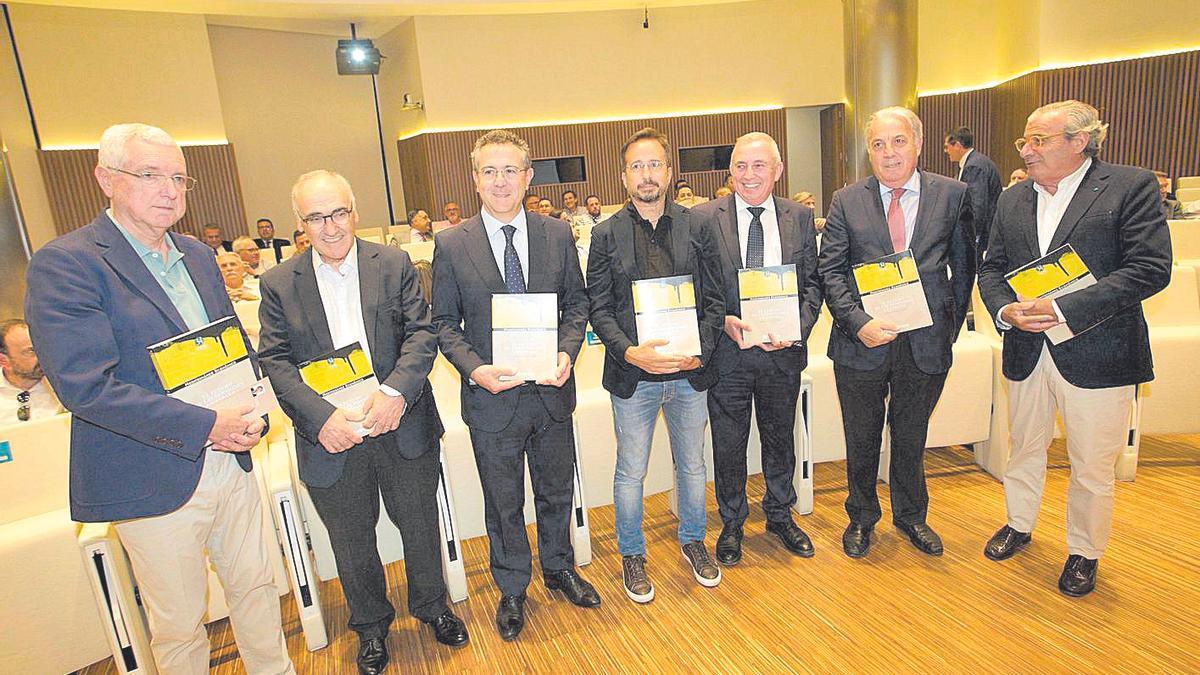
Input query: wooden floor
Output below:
<box><xmin>80</xmin><ymin>434</ymin><xmax>1200</xmax><ymax>674</ymax></box>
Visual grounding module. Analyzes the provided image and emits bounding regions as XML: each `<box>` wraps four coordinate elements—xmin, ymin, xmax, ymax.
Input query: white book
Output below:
<box><xmin>492</xmin><ymin>293</ymin><xmax>558</xmax><ymax>382</ymax></box>
<box><xmin>1005</xmin><ymin>244</ymin><xmax>1098</xmax><ymax>344</ymax></box>
<box><xmin>852</xmin><ymin>249</ymin><xmax>933</xmax><ymax>333</ymax></box>
<box><xmin>631</xmin><ymin>274</ymin><xmax>702</xmax><ymax>356</ymax></box>
<box><xmin>738</xmin><ymin>264</ymin><xmax>802</xmax><ymax>344</ymax></box>
<box><xmin>298</xmin><ymin>343</ymin><xmax>377</xmax><ymax>434</ymax></box>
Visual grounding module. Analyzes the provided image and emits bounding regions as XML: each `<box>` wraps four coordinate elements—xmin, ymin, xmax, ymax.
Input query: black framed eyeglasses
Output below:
<box><xmin>300</xmin><ymin>207</ymin><xmax>354</xmax><ymax>229</ymax></box>
<box><xmin>16</xmin><ymin>390</ymin><xmax>30</xmax><ymax>422</ymax></box>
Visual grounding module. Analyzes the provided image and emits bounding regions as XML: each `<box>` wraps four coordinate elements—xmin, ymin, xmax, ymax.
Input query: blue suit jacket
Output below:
<box><xmin>25</xmin><ymin>212</ymin><xmax>259</xmax><ymax>522</ymax></box>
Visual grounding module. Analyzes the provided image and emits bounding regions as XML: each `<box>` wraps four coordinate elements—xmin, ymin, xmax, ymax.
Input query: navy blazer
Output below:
<box><xmin>978</xmin><ymin>160</ymin><xmax>1171</xmax><ymax>388</ymax></box>
<box><xmin>25</xmin><ymin>213</ymin><xmax>258</xmax><ymax>522</ymax></box>
<box><xmin>818</xmin><ymin>171</ymin><xmax>976</xmax><ymax>375</ymax></box>
<box><xmin>960</xmin><ymin>149</ymin><xmax>1003</xmax><ymax>250</ymax></box>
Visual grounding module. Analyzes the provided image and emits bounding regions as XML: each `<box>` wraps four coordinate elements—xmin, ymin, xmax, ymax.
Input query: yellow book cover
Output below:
<box><xmin>853</xmin><ymin>250</ymin><xmax>920</xmax><ymax>294</ymax></box>
<box><xmin>298</xmin><ymin>344</ymin><xmax>374</xmax><ymax>397</ymax></box>
<box><xmin>1006</xmin><ymin>245</ymin><xmax>1091</xmax><ymax>299</ymax></box>
<box><xmin>492</xmin><ymin>294</ymin><xmax>557</xmax><ymax>329</ymax></box>
<box><xmin>632</xmin><ymin>275</ymin><xmax>697</xmax><ymax>313</ymax></box>
<box><xmin>738</xmin><ymin>264</ymin><xmax>799</xmax><ymax>300</ymax></box>
<box><xmin>147</xmin><ymin>317</ymin><xmax>249</xmax><ymax>393</ymax></box>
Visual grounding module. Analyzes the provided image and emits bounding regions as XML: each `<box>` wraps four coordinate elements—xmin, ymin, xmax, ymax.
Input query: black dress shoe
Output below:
<box><xmin>766</xmin><ymin>519</ymin><xmax>815</xmax><ymax>558</ymax></box>
<box><xmin>842</xmin><ymin>522</ymin><xmax>873</xmax><ymax>558</ymax></box>
<box><xmin>495</xmin><ymin>593</ymin><xmax>526</xmax><ymax>641</ymax></box>
<box><xmin>1058</xmin><ymin>554</ymin><xmax>1098</xmax><ymax>597</ymax></box>
<box><xmin>544</xmin><ymin>568</ymin><xmax>601</xmax><ymax>607</ymax></box>
<box><xmin>424</xmin><ymin>610</ymin><xmax>469</xmax><ymax>647</ymax></box>
<box><xmin>715</xmin><ymin>522</ymin><xmax>744</xmax><ymax>566</ymax></box>
<box><xmin>896</xmin><ymin>521</ymin><xmax>944</xmax><ymax>556</ymax></box>
<box><xmin>356</xmin><ymin>636</ymin><xmax>389</xmax><ymax>675</ymax></box>
<box><xmin>984</xmin><ymin>525</ymin><xmax>1031</xmax><ymax>561</ymax></box>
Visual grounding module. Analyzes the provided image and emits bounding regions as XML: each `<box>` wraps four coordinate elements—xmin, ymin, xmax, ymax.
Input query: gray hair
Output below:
<box><xmin>231</xmin><ymin>236</ymin><xmax>257</xmax><ymax>252</ymax></box>
<box><xmin>97</xmin><ymin>123</ymin><xmax>178</xmax><ymax>169</ymax></box>
<box><xmin>1030</xmin><ymin>100</ymin><xmax>1109</xmax><ymax>157</ymax></box>
<box><xmin>866</xmin><ymin>106</ymin><xmax>924</xmax><ymax>146</ymax></box>
<box><xmin>732</xmin><ymin>131</ymin><xmax>782</xmax><ymax>164</ymax></box>
<box><xmin>215</xmin><ymin>250</ymin><xmax>242</xmax><ymax>265</ymax></box>
<box><xmin>470</xmin><ymin>130</ymin><xmax>532</xmax><ymax>170</ymax></box>
<box><xmin>291</xmin><ymin>170</ymin><xmax>357</xmax><ymax>216</ymax></box>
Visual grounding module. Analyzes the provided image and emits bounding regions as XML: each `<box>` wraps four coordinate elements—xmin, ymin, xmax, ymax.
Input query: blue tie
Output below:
<box><xmin>746</xmin><ymin>206</ymin><xmax>765</xmax><ymax>268</ymax></box>
<box><xmin>502</xmin><ymin>225</ymin><xmax>526</xmax><ymax>293</ymax></box>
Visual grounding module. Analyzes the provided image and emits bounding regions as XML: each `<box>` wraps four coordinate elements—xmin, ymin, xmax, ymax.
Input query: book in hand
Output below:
<box><xmin>298</xmin><ymin>343</ymin><xmax>377</xmax><ymax>434</ymax></box>
<box><xmin>631</xmin><ymin>274</ymin><xmax>702</xmax><ymax>356</ymax></box>
<box><xmin>852</xmin><ymin>249</ymin><xmax>933</xmax><ymax>333</ymax></box>
<box><xmin>1005</xmin><ymin>244</ymin><xmax>1097</xmax><ymax>344</ymax></box>
<box><xmin>738</xmin><ymin>264</ymin><xmax>802</xmax><ymax>344</ymax></box>
<box><xmin>492</xmin><ymin>293</ymin><xmax>558</xmax><ymax>382</ymax></box>
<box><xmin>147</xmin><ymin>315</ymin><xmax>276</xmax><ymax>420</ymax></box>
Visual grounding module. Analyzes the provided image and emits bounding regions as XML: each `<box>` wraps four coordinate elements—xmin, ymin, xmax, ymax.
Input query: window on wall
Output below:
<box><xmin>530</xmin><ymin>156</ymin><xmax>587</xmax><ymax>186</ymax></box>
<box><xmin>678</xmin><ymin>145</ymin><xmax>735</xmax><ymax>173</ymax></box>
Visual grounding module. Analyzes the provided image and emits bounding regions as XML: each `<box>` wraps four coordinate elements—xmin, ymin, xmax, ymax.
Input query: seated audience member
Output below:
<box><xmin>560</xmin><ymin>190</ymin><xmax>585</xmax><ymax>222</ymax></box>
<box><xmin>0</xmin><ymin>319</ymin><xmax>64</xmax><ymax>422</ymax></box>
<box><xmin>792</xmin><ymin>190</ymin><xmax>827</xmax><ymax>232</ymax></box>
<box><xmin>292</xmin><ymin>228</ymin><xmax>311</xmax><ymax>254</ymax></box>
<box><xmin>1152</xmin><ymin>171</ymin><xmax>1185</xmax><ymax>219</ymax></box>
<box><xmin>524</xmin><ymin>194</ymin><xmax>541</xmax><ymax>214</ymax></box>
<box><xmin>432</xmin><ymin>201</ymin><xmax>463</xmax><ymax>232</ymax></box>
<box><xmin>724</xmin><ymin>174</ymin><xmax>736</xmax><ymax>192</ymax></box>
<box><xmin>409</xmin><ymin>208</ymin><xmax>435</xmax><ymax>242</ymax></box>
<box><xmin>1006</xmin><ymin>168</ymin><xmax>1028</xmax><ymax>189</ymax></box>
<box><xmin>202</xmin><ymin>223</ymin><xmax>232</xmax><ymax>254</ymax></box>
<box><xmin>714</xmin><ymin>186</ymin><xmax>733</xmax><ymax>199</ymax></box>
<box><xmin>674</xmin><ymin>185</ymin><xmax>708</xmax><ymax>207</ymax></box>
<box><xmin>254</xmin><ymin>217</ymin><xmax>290</xmax><ymax>263</ymax></box>
<box><xmin>573</xmin><ymin>194</ymin><xmax>604</xmax><ymax>229</ymax></box>
<box><xmin>232</xmin><ymin>235</ymin><xmax>265</xmax><ymax>276</ymax></box>
<box><xmin>217</xmin><ymin>251</ymin><xmax>259</xmax><ymax>302</ymax></box>
<box><xmin>413</xmin><ymin>259</ymin><xmax>434</xmax><ymax>306</ymax></box>
<box><xmin>538</xmin><ymin>198</ymin><xmax>555</xmax><ymax>216</ymax></box>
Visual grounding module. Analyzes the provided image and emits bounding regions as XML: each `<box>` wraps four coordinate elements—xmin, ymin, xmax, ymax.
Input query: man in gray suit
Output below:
<box><xmin>819</xmin><ymin>106</ymin><xmax>975</xmax><ymax>559</ymax></box>
<box><xmin>944</xmin><ymin>126</ymin><xmax>1003</xmax><ymax>254</ymax></box>
<box><xmin>258</xmin><ymin>171</ymin><xmax>467</xmax><ymax>674</ymax></box>
<box><xmin>432</xmin><ymin>130</ymin><xmax>598</xmax><ymax>642</ymax></box>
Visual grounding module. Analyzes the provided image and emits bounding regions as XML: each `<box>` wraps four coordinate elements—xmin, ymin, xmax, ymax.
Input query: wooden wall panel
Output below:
<box><xmin>38</xmin><ymin>143</ymin><xmax>248</xmax><ymax>239</ymax></box>
<box><xmin>916</xmin><ymin>88</ymin><xmax>991</xmax><ymax>178</ymax></box>
<box><xmin>988</xmin><ymin>71</ymin><xmax>1042</xmax><ymax>178</ymax></box>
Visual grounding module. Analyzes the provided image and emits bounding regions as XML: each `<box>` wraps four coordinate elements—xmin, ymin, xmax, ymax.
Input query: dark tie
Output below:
<box><xmin>501</xmin><ymin>224</ymin><xmax>526</xmax><ymax>293</ymax></box>
<box><xmin>746</xmin><ymin>206</ymin><xmax>765</xmax><ymax>268</ymax></box>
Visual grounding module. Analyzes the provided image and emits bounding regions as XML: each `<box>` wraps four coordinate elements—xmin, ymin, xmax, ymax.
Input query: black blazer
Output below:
<box><xmin>689</xmin><ymin>195</ymin><xmax>822</xmax><ymax>384</ymax></box>
<box><xmin>432</xmin><ymin>212</ymin><xmax>588</xmax><ymax>432</ymax></box>
<box><xmin>585</xmin><ymin>201</ymin><xmax>726</xmax><ymax>399</ymax></box>
<box><xmin>977</xmin><ymin>160</ymin><xmax>1172</xmax><ymax>388</ymax></box>
<box><xmin>255</xmin><ymin>237</ymin><xmax>290</xmax><ymax>263</ymax></box>
<box><xmin>818</xmin><ymin>171</ymin><xmax>976</xmax><ymax>375</ymax></box>
<box><xmin>257</xmin><ymin>241</ymin><xmax>444</xmax><ymax>488</ymax></box>
<box><xmin>960</xmin><ymin>149</ymin><xmax>1003</xmax><ymax>249</ymax></box>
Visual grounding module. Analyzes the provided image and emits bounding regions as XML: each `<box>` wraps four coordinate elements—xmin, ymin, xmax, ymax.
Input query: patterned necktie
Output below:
<box><xmin>501</xmin><ymin>224</ymin><xmax>526</xmax><ymax>293</ymax></box>
<box><xmin>746</xmin><ymin>206</ymin><xmax>765</xmax><ymax>268</ymax></box>
<box><xmin>887</xmin><ymin>188</ymin><xmax>907</xmax><ymax>253</ymax></box>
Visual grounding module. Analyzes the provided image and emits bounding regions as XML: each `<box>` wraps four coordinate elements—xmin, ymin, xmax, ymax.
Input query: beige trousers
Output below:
<box><xmin>1004</xmin><ymin>344</ymin><xmax>1134</xmax><ymax>559</ymax></box>
<box><xmin>114</xmin><ymin>450</ymin><xmax>294</xmax><ymax>675</ymax></box>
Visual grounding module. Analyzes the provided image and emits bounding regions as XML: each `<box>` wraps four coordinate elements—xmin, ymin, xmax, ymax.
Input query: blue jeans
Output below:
<box><xmin>611</xmin><ymin>378</ymin><xmax>709</xmax><ymax>556</ymax></box>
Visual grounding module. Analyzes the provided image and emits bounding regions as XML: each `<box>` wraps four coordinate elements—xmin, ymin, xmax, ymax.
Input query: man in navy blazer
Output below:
<box><xmin>818</xmin><ymin>107</ymin><xmax>975</xmax><ymax>560</ymax></box>
<box><xmin>944</xmin><ymin>126</ymin><xmax>1003</xmax><ymax>253</ymax></box>
<box><xmin>24</xmin><ymin>124</ymin><xmax>293</xmax><ymax>674</ymax></box>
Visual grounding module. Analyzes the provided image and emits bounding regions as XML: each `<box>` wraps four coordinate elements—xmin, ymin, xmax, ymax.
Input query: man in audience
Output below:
<box><xmin>587</xmin><ymin>127</ymin><xmax>725</xmax><ymax>603</ymax></box>
<box><xmin>818</xmin><ymin>106</ymin><xmax>975</xmax><ymax>559</ymax></box>
<box><xmin>524</xmin><ymin>194</ymin><xmax>541</xmax><ymax>214</ymax></box>
<box><xmin>944</xmin><ymin>126</ymin><xmax>1003</xmax><ymax>253</ymax></box>
<box><xmin>202</xmin><ymin>223</ymin><xmax>232</xmax><ymax>254</ymax></box>
<box><xmin>254</xmin><ymin>217</ymin><xmax>290</xmax><ymax>264</ymax></box>
<box><xmin>259</xmin><ymin>171</ymin><xmax>468</xmax><ymax>673</ymax></box>
<box><xmin>560</xmin><ymin>190</ymin><xmax>585</xmax><ymax>222</ymax></box>
<box><xmin>1006</xmin><ymin>168</ymin><xmax>1028</xmax><ymax>189</ymax></box>
<box><xmin>1152</xmin><ymin>171</ymin><xmax>1185</xmax><ymax>219</ymax></box>
<box><xmin>409</xmin><ymin>208</ymin><xmax>435</xmax><ymax>243</ymax></box>
<box><xmin>693</xmin><ymin>132</ymin><xmax>823</xmax><ymax>567</ymax></box>
<box><xmin>0</xmin><ymin>319</ymin><xmax>62</xmax><ymax>422</ymax></box>
<box><xmin>432</xmin><ymin>130</ymin><xmax>598</xmax><ymax>641</ymax></box>
<box><xmin>978</xmin><ymin>100</ymin><xmax>1171</xmax><ymax>597</ymax></box>
<box><xmin>714</xmin><ymin>186</ymin><xmax>733</xmax><ymax>199</ymax></box>
<box><xmin>573</xmin><ymin>194</ymin><xmax>604</xmax><ymax>229</ymax></box>
<box><xmin>537</xmin><ymin>197</ymin><xmax>554</xmax><ymax>216</ymax></box>
<box><xmin>217</xmin><ymin>250</ymin><xmax>258</xmax><ymax>302</ymax></box>
<box><xmin>292</xmin><ymin>228</ymin><xmax>311</xmax><ymax>253</ymax></box>
<box><xmin>24</xmin><ymin>123</ymin><xmax>292</xmax><ymax>673</ymax></box>
<box><xmin>233</xmin><ymin>235</ymin><xmax>266</xmax><ymax>276</ymax></box>
<box><xmin>433</xmin><ymin>201</ymin><xmax>463</xmax><ymax>232</ymax></box>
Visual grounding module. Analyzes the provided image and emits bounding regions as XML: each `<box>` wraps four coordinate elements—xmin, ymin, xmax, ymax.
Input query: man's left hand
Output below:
<box><xmin>758</xmin><ymin>334</ymin><xmax>794</xmax><ymax>352</ymax></box>
<box><xmin>361</xmin><ymin>390</ymin><xmax>407</xmax><ymax>437</ymax></box>
<box><xmin>536</xmin><ymin>352</ymin><xmax>573</xmax><ymax>388</ymax></box>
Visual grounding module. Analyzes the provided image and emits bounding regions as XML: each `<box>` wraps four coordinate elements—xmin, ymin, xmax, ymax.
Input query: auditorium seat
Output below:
<box><xmin>401</xmin><ymin>240</ymin><xmax>435</xmax><ymax>263</ymax></box>
<box><xmin>1168</xmin><ymin>220</ymin><xmax>1200</xmax><ymax>261</ymax></box>
<box><xmin>1177</xmin><ymin>176</ymin><xmax>1200</xmax><ymax>190</ymax></box>
<box><xmin>234</xmin><ymin>298</ymin><xmax>261</xmax><ymax>349</ymax></box>
<box><xmin>355</xmin><ymin>227</ymin><xmax>385</xmax><ymax>244</ymax></box>
<box><xmin>1176</xmin><ymin>187</ymin><xmax>1200</xmax><ymax>203</ymax></box>
<box><xmin>1138</xmin><ymin>264</ymin><xmax>1200</xmax><ymax>436</ymax></box>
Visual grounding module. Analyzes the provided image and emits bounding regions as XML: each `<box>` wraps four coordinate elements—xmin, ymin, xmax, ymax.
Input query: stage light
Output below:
<box><xmin>336</xmin><ymin>39</ymin><xmax>380</xmax><ymax>75</ymax></box>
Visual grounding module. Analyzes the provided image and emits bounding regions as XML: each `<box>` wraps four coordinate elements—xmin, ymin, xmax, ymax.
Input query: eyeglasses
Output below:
<box><xmin>476</xmin><ymin>166</ymin><xmax>525</xmax><ymax>182</ymax></box>
<box><xmin>300</xmin><ymin>207</ymin><xmax>353</xmax><ymax>229</ymax></box>
<box><xmin>1013</xmin><ymin>133</ymin><xmax>1068</xmax><ymax>152</ymax></box>
<box><xmin>107</xmin><ymin>167</ymin><xmax>198</xmax><ymax>192</ymax></box>
<box><xmin>17</xmin><ymin>390</ymin><xmax>30</xmax><ymax>422</ymax></box>
<box><xmin>625</xmin><ymin>160</ymin><xmax>667</xmax><ymax>173</ymax></box>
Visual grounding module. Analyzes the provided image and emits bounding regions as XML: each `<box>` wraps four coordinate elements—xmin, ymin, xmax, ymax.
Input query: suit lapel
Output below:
<box><xmin>461</xmin><ymin>216</ymin><xmax>507</xmax><ymax>292</ymax></box>
<box><xmin>907</xmin><ymin>171</ymin><xmax>939</xmax><ymax>256</ymax></box>
<box><xmin>95</xmin><ymin>216</ymin><xmax>188</xmax><ymax>334</ymax></box>
<box><xmin>668</xmin><ymin>204</ymin><xmax>691</xmax><ymax>274</ymax></box>
<box><xmin>1048</xmin><ymin>161</ymin><xmax>1109</xmax><ymax>251</ymax></box>
<box><xmin>714</xmin><ymin>195</ymin><xmax>742</xmax><ymax>268</ymax></box>
<box><xmin>863</xmin><ymin>177</ymin><xmax>894</xmax><ymax>253</ymax></box>
<box><xmin>526</xmin><ymin>215</ymin><xmax>549</xmax><ymax>292</ymax></box>
<box><xmin>356</xmin><ymin>241</ymin><xmax>382</xmax><ymax>358</ymax></box>
<box><xmin>775</xmin><ymin>196</ymin><xmax>795</xmax><ymax>262</ymax></box>
<box><xmin>1017</xmin><ymin>183</ymin><xmax>1040</xmax><ymax>257</ymax></box>
<box><xmin>292</xmin><ymin>251</ymin><xmax>334</xmax><ymax>352</ymax></box>
<box><xmin>615</xmin><ymin>209</ymin><xmax>639</xmax><ymax>279</ymax></box>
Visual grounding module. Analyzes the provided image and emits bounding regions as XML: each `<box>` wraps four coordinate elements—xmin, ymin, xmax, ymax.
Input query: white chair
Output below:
<box><xmin>1176</xmin><ymin>176</ymin><xmax>1200</xmax><ymax>190</ymax></box>
<box><xmin>1175</xmin><ymin>187</ymin><xmax>1200</xmax><ymax>203</ymax></box>
<box><xmin>1168</xmin><ymin>220</ymin><xmax>1200</xmax><ymax>261</ymax></box>
<box><xmin>1138</xmin><ymin>264</ymin><xmax>1200</xmax><ymax>440</ymax></box>
<box><xmin>401</xmin><ymin>240</ymin><xmax>435</xmax><ymax>263</ymax></box>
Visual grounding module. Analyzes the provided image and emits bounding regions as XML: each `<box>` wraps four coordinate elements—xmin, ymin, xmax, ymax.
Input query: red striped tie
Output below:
<box><xmin>887</xmin><ymin>187</ymin><xmax>907</xmax><ymax>253</ymax></box>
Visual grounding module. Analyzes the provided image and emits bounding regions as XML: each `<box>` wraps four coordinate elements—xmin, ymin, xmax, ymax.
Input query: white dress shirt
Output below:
<box><xmin>0</xmin><ymin>374</ymin><xmax>63</xmax><ymax>423</ymax></box>
<box><xmin>877</xmin><ymin>170</ymin><xmax>922</xmax><ymax>250</ymax></box>
<box><xmin>735</xmin><ymin>193</ymin><xmax>782</xmax><ymax>267</ymax></box>
<box><xmin>480</xmin><ymin>207</ymin><xmax>530</xmax><ymax>283</ymax></box>
<box><xmin>957</xmin><ymin>148</ymin><xmax>974</xmax><ymax>181</ymax></box>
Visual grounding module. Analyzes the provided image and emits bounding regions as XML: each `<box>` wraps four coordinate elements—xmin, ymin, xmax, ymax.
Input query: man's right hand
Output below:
<box><xmin>208</xmin><ymin>404</ymin><xmax>261</xmax><ymax>452</ymax></box>
<box><xmin>724</xmin><ymin>315</ymin><xmax>755</xmax><ymax>350</ymax></box>
<box><xmin>856</xmin><ymin>318</ymin><xmax>900</xmax><ymax>348</ymax></box>
<box><xmin>1000</xmin><ymin>300</ymin><xmax>1060</xmax><ymax>333</ymax></box>
<box><xmin>469</xmin><ymin>364</ymin><xmax>524</xmax><ymax>394</ymax></box>
<box><xmin>318</xmin><ymin>408</ymin><xmax>365</xmax><ymax>454</ymax></box>
<box><xmin>625</xmin><ymin>339</ymin><xmax>691</xmax><ymax>374</ymax></box>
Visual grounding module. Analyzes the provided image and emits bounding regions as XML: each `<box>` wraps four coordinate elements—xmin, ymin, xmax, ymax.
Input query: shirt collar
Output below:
<box><xmin>107</xmin><ymin>208</ymin><xmax>184</xmax><ymax>267</ymax></box>
<box><xmin>878</xmin><ymin>170</ymin><xmax>922</xmax><ymax>199</ymax></box>
<box><xmin>1033</xmin><ymin>158</ymin><xmax>1092</xmax><ymax>200</ymax></box>
<box><xmin>481</xmin><ymin>207</ymin><xmax>528</xmax><ymax>238</ymax></box>
<box><xmin>960</xmin><ymin>148</ymin><xmax>974</xmax><ymax>165</ymax></box>
<box><xmin>312</xmin><ymin>237</ymin><xmax>360</xmax><ymax>277</ymax></box>
<box><xmin>734</xmin><ymin>192</ymin><xmax>776</xmax><ymax>216</ymax></box>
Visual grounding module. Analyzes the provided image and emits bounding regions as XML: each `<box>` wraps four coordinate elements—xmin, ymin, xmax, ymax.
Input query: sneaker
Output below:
<box><xmin>681</xmin><ymin>541</ymin><xmax>721</xmax><ymax>587</ymax></box>
<box><xmin>622</xmin><ymin>555</ymin><xmax>655</xmax><ymax>603</ymax></box>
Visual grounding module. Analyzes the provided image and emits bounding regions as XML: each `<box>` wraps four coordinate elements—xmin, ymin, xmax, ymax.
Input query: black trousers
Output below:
<box><xmin>708</xmin><ymin>349</ymin><xmax>801</xmax><ymax>525</ymax></box>
<box><xmin>833</xmin><ymin>335</ymin><xmax>948</xmax><ymax>528</ymax></box>
<box><xmin>306</xmin><ymin>435</ymin><xmax>446</xmax><ymax>639</ymax></box>
<box><xmin>469</xmin><ymin>387</ymin><xmax>575</xmax><ymax>596</ymax></box>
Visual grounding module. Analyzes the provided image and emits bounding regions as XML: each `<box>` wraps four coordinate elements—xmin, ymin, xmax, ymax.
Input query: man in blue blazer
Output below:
<box><xmin>24</xmin><ymin>124</ymin><xmax>293</xmax><ymax>674</ymax></box>
<box><xmin>944</xmin><ymin>126</ymin><xmax>1003</xmax><ymax>254</ymax></box>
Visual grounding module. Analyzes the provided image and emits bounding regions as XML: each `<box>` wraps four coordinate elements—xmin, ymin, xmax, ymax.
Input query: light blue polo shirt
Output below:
<box><xmin>110</xmin><ymin>210</ymin><xmax>210</xmax><ymax>331</ymax></box>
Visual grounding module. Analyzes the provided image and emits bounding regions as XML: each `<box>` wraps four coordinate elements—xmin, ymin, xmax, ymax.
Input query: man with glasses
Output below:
<box><xmin>24</xmin><ymin>123</ymin><xmax>293</xmax><ymax>673</ymax></box>
<box><xmin>432</xmin><ymin>201</ymin><xmax>463</xmax><ymax>232</ymax></box>
<box><xmin>0</xmin><ymin>319</ymin><xmax>62</xmax><ymax>423</ymax></box>
<box><xmin>432</xmin><ymin>130</ymin><xmax>597</xmax><ymax>641</ymax></box>
<box><xmin>978</xmin><ymin>100</ymin><xmax>1171</xmax><ymax>597</ymax></box>
<box><xmin>587</xmin><ymin>127</ymin><xmax>725</xmax><ymax>603</ymax></box>
<box><xmin>258</xmin><ymin>171</ymin><xmax>467</xmax><ymax>673</ymax></box>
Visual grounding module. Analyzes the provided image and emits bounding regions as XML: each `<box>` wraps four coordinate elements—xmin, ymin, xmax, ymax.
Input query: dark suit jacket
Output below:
<box><xmin>818</xmin><ymin>171</ymin><xmax>976</xmax><ymax>375</ymax></box>
<box><xmin>257</xmin><ymin>241</ymin><xmax>444</xmax><ymax>488</ymax></box>
<box><xmin>255</xmin><ymin>237</ymin><xmax>290</xmax><ymax>263</ymax></box>
<box><xmin>977</xmin><ymin>160</ymin><xmax>1172</xmax><ymax>388</ymax></box>
<box><xmin>585</xmin><ymin>201</ymin><xmax>726</xmax><ymax>398</ymax></box>
<box><xmin>690</xmin><ymin>195</ymin><xmax>823</xmax><ymax>385</ymax></box>
<box><xmin>432</xmin><ymin>211</ymin><xmax>589</xmax><ymax>432</ymax></box>
<box><xmin>24</xmin><ymin>213</ymin><xmax>258</xmax><ymax>522</ymax></box>
<box><xmin>960</xmin><ymin>149</ymin><xmax>1003</xmax><ymax>250</ymax></box>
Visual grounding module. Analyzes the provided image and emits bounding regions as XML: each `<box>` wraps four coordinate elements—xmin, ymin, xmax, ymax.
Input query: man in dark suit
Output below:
<box><xmin>257</xmin><ymin>171</ymin><xmax>468</xmax><ymax>674</ymax></box>
<box><xmin>978</xmin><ymin>100</ymin><xmax>1171</xmax><ymax>597</ymax></box>
<box><xmin>432</xmin><ymin>130</ymin><xmax>598</xmax><ymax>641</ymax></box>
<box><xmin>818</xmin><ymin>106</ymin><xmax>975</xmax><ymax>559</ymax></box>
<box><xmin>587</xmin><ymin>127</ymin><xmax>725</xmax><ymax>604</ymax></box>
<box><xmin>691</xmin><ymin>131</ymin><xmax>823</xmax><ymax>567</ymax></box>
<box><xmin>944</xmin><ymin>126</ymin><xmax>1003</xmax><ymax>254</ymax></box>
<box><xmin>24</xmin><ymin>123</ymin><xmax>293</xmax><ymax>674</ymax></box>
<box><xmin>202</xmin><ymin>222</ymin><xmax>233</xmax><ymax>253</ymax></box>
<box><xmin>254</xmin><ymin>217</ymin><xmax>291</xmax><ymax>264</ymax></box>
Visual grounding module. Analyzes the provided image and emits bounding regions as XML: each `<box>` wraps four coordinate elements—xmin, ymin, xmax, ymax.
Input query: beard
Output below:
<box><xmin>11</xmin><ymin>362</ymin><xmax>43</xmax><ymax>382</ymax></box>
<box><xmin>631</xmin><ymin>181</ymin><xmax>664</xmax><ymax>204</ymax></box>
